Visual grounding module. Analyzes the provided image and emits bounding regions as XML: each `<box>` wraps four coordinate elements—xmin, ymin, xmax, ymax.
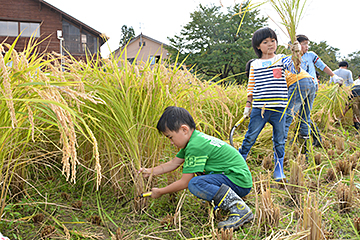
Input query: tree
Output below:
<box><xmin>345</xmin><ymin>51</ymin><xmax>360</xmax><ymax>79</ymax></box>
<box><xmin>119</xmin><ymin>25</ymin><xmax>135</xmax><ymax>47</ymax></box>
<box><xmin>166</xmin><ymin>2</ymin><xmax>267</xmax><ymax>84</ymax></box>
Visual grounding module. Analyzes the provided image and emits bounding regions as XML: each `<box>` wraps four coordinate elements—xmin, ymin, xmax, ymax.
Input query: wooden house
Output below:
<box><xmin>114</xmin><ymin>33</ymin><xmax>169</xmax><ymax>65</ymax></box>
<box><xmin>0</xmin><ymin>0</ymin><xmax>107</xmax><ymax>60</ymax></box>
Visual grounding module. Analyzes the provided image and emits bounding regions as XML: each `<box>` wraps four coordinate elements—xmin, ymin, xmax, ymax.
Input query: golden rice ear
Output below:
<box><xmin>0</xmin><ymin>48</ymin><xmax>17</xmax><ymax>128</ymax></box>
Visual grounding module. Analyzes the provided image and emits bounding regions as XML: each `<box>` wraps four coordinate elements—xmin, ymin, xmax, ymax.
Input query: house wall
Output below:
<box><xmin>119</xmin><ymin>37</ymin><xmax>169</xmax><ymax>63</ymax></box>
<box><xmin>0</xmin><ymin>0</ymin><xmax>62</xmax><ymax>54</ymax></box>
<box><xmin>0</xmin><ymin>0</ymin><xmax>104</xmax><ymax>60</ymax></box>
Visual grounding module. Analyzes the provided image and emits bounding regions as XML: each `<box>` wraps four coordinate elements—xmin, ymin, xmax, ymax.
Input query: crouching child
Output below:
<box><xmin>138</xmin><ymin>106</ymin><xmax>253</xmax><ymax>230</ymax></box>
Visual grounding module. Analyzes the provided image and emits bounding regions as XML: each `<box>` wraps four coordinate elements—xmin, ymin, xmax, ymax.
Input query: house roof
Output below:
<box><xmin>113</xmin><ymin>33</ymin><xmax>168</xmax><ymax>56</ymax></box>
<box><xmin>127</xmin><ymin>33</ymin><xmax>168</xmax><ymax>47</ymax></box>
<box><xmin>37</xmin><ymin>0</ymin><xmax>109</xmax><ymax>44</ymax></box>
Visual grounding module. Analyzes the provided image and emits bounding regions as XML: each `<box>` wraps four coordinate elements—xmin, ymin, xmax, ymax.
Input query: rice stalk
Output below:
<box><xmin>312</xmin><ymin>84</ymin><xmax>350</xmax><ymax>131</ymax></box>
<box><xmin>0</xmin><ymin>39</ymin><xmax>105</xmax><ymax>217</ymax></box>
<box><xmin>302</xmin><ymin>192</ymin><xmax>324</xmax><ymax>240</ymax></box>
<box><xmin>255</xmin><ymin>174</ymin><xmax>280</xmax><ymax>231</ymax></box>
<box><xmin>268</xmin><ymin>0</ymin><xmax>307</xmax><ymax>70</ymax></box>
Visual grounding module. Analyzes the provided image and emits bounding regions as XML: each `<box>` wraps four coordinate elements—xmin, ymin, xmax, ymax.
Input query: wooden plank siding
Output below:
<box><xmin>0</xmin><ymin>0</ymin><xmax>107</xmax><ymax>60</ymax></box>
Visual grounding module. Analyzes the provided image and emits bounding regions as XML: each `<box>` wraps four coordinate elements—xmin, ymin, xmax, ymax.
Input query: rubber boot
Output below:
<box><xmin>273</xmin><ymin>157</ymin><xmax>286</xmax><ymax>181</ymax></box>
<box><xmin>213</xmin><ymin>184</ymin><xmax>253</xmax><ymax>230</ymax></box>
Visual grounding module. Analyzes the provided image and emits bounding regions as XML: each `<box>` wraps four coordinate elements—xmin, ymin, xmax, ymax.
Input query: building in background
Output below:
<box><xmin>114</xmin><ymin>33</ymin><xmax>169</xmax><ymax>65</ymax></box>
<box><xmin>0</xmin><ymin>0</ymin><xmax>107</xmax><ymax>61</ymax></box>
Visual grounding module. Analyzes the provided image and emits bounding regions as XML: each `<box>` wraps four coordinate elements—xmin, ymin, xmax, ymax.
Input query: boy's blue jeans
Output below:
<box><xmin>239</xmin><ymin>107</ymin><xmax>285</xmax><ymax>161</ymax></box>
<box><xmin>188</xmin><ymin>174</ymin><xmax>251</xmax><ymax>201</ymax></box>
<box><xmin>284</xmin><ymin>78</ymin><xmax>316</xmax><ymax>138</ymax></box>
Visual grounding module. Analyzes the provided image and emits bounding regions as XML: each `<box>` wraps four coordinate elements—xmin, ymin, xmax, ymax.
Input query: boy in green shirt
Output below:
<box><xmin>138</xmin><ymin>106</ymin><xmax>253</xmax><ymax>230</ymax></box>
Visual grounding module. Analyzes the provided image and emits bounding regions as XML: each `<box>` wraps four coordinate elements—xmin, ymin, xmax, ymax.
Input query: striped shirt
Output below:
<box><xmin>247</xmin><ymin>54</ymin><xmax>297</xmax><ymax>108</ymax></box>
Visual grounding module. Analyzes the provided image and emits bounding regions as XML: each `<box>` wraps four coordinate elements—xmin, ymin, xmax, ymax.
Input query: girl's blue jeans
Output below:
<box><xmin>188</xmin><ymin>174</ymin><xmax>251</xmax><ymax>201</ymax></box>
<box><xmin>239</xmin><ymin>107</ymin><xmax>285</xmax><ymax>161</ymax></box>
<box><xmin>284</xmin><ymin>77</ymin><xmax>316</xmax><ymax>138</ymax></box>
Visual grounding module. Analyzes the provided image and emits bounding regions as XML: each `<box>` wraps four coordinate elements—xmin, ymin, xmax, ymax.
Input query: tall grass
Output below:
<box><xmin>67</xmin><ymin>50</ymin><xmax>244</xmax><ymax>208</ymax></box>
<box><xmin>0</xmin><ymin>38</ymin><xmax>103</xmax><ymax>219</ymax></box>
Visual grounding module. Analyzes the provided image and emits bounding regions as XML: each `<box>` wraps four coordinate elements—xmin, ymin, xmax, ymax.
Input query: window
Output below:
<box><xmin>0</xmin><ymin>21</ymin><xmax>40</xmax><ymax>37</ymax></box>
<box><xmin>0</xmin><ymin>21</ymin><xmax>18</xmax><ymax>36</ymax></box>
<box><xmin>20</xmin><ymin>22</ymin><xmax>40</xmax><ymax>37</ymax></box>
<box><xmin>149</xmin><ymin>56</ymin><xmax>156</xmax><ymax>65</ymax></box>
<box><xmin>82</xmin><ymin>30</ymin><xmax>98</xmax><ymax>54</ymax></box>
<box><xmin>62</xmin><ymin>20</ymin><xmax>98</xmax><ymax>55</ymax></box>
<box><xmin>62</xmin><ymin>21</ymin><xmax>80</xmax><ymax>54</ymax></box>
<box><xmin>139</xmin><ymin>41</ymin><xmax>145</xmax><ymax>47</ymax></box>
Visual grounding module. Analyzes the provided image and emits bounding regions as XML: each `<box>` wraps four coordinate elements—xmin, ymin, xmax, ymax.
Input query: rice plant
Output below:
<box><xmin>0</xmin><ymin>38</ymin><xmax>103</xmax><ymax>219</ymax></box>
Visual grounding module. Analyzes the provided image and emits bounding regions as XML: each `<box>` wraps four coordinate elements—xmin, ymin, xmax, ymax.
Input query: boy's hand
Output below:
<box><xmin>138</xmin><ymin>168</ymin><xmax>151</xmax><ymax>178</ymax></box>
<box><xmin>291</xmin><ymin>41</ymin><xmax>301</xmax><ymax>52</ymax></box>
<box><xmin>150</xmin><ymin>188</ymin><xmax>163</xmax><ymax>199</ymax></box>
<box><xmin>243</xmin><ymin>106</ymin><xmax>251</xmax><ymax>117</ymax></box>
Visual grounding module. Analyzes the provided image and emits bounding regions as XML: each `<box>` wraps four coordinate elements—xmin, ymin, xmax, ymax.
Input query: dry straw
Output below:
<box><xmin>302</xmin><ymin>192</ymin><xmax>324</xmax><ymax>240</ymax></box>
<box><xmin>255</xmin><ymin>174</ymin><xmax>280</xmax><ymax>231</ymax></box>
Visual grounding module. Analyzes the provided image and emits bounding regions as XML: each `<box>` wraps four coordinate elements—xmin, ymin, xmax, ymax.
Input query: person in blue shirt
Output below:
<box><xmin>296</xmin><ymin>35</ymin><xmax>343</xmax><ymax>88</ymax></box>
<box><xmin>295</xmin><ymin>35</ymin><xmax>343</xmax><ymax>147</ymax></box>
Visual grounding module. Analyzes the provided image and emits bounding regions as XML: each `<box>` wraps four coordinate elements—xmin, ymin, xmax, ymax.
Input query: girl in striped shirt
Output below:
<box><xmin>239</xmin><ymin>27</ymin><xmax>300</xmax><ymax>181</ymax></box>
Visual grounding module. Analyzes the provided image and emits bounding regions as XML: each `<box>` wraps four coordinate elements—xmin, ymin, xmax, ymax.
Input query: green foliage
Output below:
<box><xmin>309</xmin><ymin>40</ymin><xmax>340</xmax><ymax>82</ymax></box>
<box><xmin>167</xmin><ymin>2</ymin><xmax>266</xmax><ymax>84</ymax></box>
<box><xmin>346</xmin><ymin>50</ymin><xmax>360</xmax><ymax>78</ymax></box>
<box><xmin>119</xmin><ymin>25</ymin><xmax>135</xmax><ymax>47</ymax></box>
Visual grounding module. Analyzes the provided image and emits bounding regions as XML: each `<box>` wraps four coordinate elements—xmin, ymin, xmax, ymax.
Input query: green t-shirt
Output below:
<box><xmin>176</xmin><ymin>130</ymin><xmax>252</xmax><ymax>188</ymax></box>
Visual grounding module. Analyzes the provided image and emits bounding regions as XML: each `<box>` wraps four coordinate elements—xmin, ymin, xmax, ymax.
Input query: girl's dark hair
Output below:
<box><xmin>156</xmin><ymin>106</ymin><xmax>196</xmax><ymax>133</ymax></box>
<box><xmin>252</xmin><ymin>27</ymin><xmax>277</xmax><ymax>58</ymax></box>
<box><xmin>296</xmin><ymin>34</ymin><xmax>309</xmax><ymax>43</ymax></box>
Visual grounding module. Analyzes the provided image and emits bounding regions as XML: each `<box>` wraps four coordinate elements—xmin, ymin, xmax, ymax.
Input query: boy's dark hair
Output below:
<box><xmin>252</xmin><ymin>27</ymin><xmax>277</xmax><ymax>58</ymax></box>
<box><xmin>296</xmin><ymin>34</ymin><xmax>309</xmax><ymax>43</ymax></box>
<box><xmin>156</xmin><ymin>106</ymin><xmax>196</xmax><ymax>133</ymax></box>
<box><xmin>245</xmin><ymin>59</ymin><xmax>255</xmax><ymax>78</ymax></box>
<box><xmin>339</xmin><ymin>61</ymin><xmax>348</xmax><ymax>67</ymax></box>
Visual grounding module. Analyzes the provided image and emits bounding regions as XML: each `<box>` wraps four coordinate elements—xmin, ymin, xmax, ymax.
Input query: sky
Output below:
<box><xmin>45</xmin><ymin>0</ymin><xmax>358</xmax><ymax>59</ymax></box>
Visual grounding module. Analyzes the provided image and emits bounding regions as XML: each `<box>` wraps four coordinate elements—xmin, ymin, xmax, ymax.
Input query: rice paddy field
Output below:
<box><xmin>0</xmin><ymin>38</ymin><xmax>359</xmax><ymax>240</ymax></box>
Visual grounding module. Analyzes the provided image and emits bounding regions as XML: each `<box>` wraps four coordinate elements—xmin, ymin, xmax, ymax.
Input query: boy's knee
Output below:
<box><xmin>188</xmin><ymin>176</ymin><xmax>201</xmax><ymax>192</ymax></box>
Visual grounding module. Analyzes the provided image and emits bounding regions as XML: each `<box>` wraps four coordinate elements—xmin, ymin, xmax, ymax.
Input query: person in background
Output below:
<box><xmin>330</xmin><ymin>61</ymin><xmax>354</xmax><ymax>87</ymax></box>
<box><xmin>296</xmin><ymin>34</ymin><xmax>343</xmax><ymax>147</ymax></box>
<box><xmin>138</xmin><ymin>106</ymin><xmax>254</xmax><ymax>230</ymax></box>
<box><xmin>341</xmin><ymin>79</ymin><xmax>360</xmax><ymax>132</ymax></box>
<box><xmin>296</xmin><ymin>35</ymin><xmax>343</xmax><ymax>88</ymax></box>
<box><xmin>239</xmin><ymin>27</ymin><xmax>300</xmax><ymax>181</ymax></box>
<box><xmin>284</xmin><ymin>67</ymin><xmax>316</xmax><ymax>157</ymax></box>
